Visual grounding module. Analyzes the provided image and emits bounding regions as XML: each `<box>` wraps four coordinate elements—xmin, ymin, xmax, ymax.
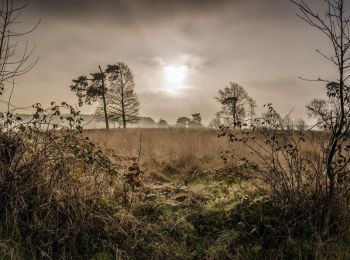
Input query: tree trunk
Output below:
<box><xmin>321</xmin><ymin>0</ymin><xmax>346</xmax><ymax>237</ymax></box>
<box><xmin>321</xmin><ymin>1</ymin><xmax>346</xmax><ymax>238</ymax></box>
<box><xmin>99</xmin><ymin>65</ymin><xmax>109</xmax><ymax>130</ymax></box>
<box><xmin>121</xmin><ymin>95</ymin><xmax>126</xmax><ymax>128</ymax></box>
<box><xmin>120</xmin><ymin>72</ymin><xmax>126</xmax><ymax>129</ymax></box>
<box><xmin>291</xmin><ymin>0</ymin><xmax>350</xmax><ymax>241</ymax></box>
<box><xmin>232</xmin><ymin>101</ymin><xmax>237</xmax><ymax>129</ymax></box>
<box><xmin>122</xmin><ymin>113</ymin><xmax>126</xmax><ymax>128</ymax></box>
<box><xmin>321</xmin><ymin>150</ymin><xmax>336</xmax><ymax>237</ymax></box>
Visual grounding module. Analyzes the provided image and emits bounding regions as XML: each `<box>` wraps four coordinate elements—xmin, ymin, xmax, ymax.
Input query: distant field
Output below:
<box><xmin>85</xmin><ymin>128</ymin><xmax>225</xmax><ymax>158</ymax></box>
<box><xmin>84</xmin><ymin>128</ymin><xmax>234</xmax><ymax>182</ymax></box>
<box><xmin>84</xmin><ymin>128</ymin><xmax>323</xmax><ymax>180</ymax></box>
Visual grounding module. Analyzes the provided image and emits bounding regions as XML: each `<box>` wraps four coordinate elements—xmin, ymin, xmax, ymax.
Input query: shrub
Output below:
<box><xmin>219</xmin><ymin>104</ymin><xmax>350</xmax><ymax>250</ymax></box>
<box><xmin>0</xmin><ymin>103</ymin><xmax>121</xmax><ymax>258</ymax></box>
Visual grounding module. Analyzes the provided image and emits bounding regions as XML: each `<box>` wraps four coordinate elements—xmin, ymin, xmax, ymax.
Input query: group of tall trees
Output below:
<box><xmin>214</xmin><ymin>82</ymin><xmax>308</xmax><ymax>131</ymax></box>
<box><xmin>70</xmin><ymin>63</ymin><xmax>140</xmax><ymax>129</ymax></box>
<box><xmin>176</xmin><ymin>113</ymin><xmax>202</xmax><ymax>128</ymax></box>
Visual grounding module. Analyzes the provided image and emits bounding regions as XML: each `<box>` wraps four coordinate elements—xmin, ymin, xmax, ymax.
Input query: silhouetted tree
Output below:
<box><xmin>215</xmin><ymin>82</ymin><xmax>253</xmax><ymax>128</ymax></box>
<box><xmin>247</xmin><ymin>97</ymin><xmax>257</xmax><ymax>128</ymax></box>
<box><xmin>176</xmin><ymin>117</ymin><xmax>191</xmax><ymax>128</ymax></box>
<box><xmin>190</xmin><ymin>113</ymin><xmax>202</xmax><ymax>128</ymax></box>
<box><xmin>208</xmin><ymin>116</ymin><xmax>221</xmax><ymax>129</ymax></box>
<box><xmin>97</xmin><ymin>63</ymin><xmax>139</xmax><ymax>129</ymax></box>
<box><xmin>295</xmin><ymin>118</ymin><xmax>307</xmax><ymax>131</ymax></box>
<box><xmin>71</xmin><ymin>65</ymin><xmax>113</xmax><ymax>129</ymax></box>
<box><xmin>158</xmin><ymin>119</ymin><xmax>168</xmax><ymax>128</ymax></box>
<box><xmin>292</xmin><ymin>0</ymin><xmax>350</xmax><ymax>236</ymax></box>
<box><xmin>283</xmin><ymin>115</ymin><xmax>294</xmax><ymax>131</ymax></box>
<box><xmin>306</xmin><ymin>94</ymin><xmax>346</xmax><ymax>129</ymax></box>
<box><xmin>261</xmin><ymin>107</ymin><xmax>282</xmax><ymax>129</ymax></box>
<box><xmin>138</xmin><ymin>117</ymin><xmax>156</xmax><ymax>128</ymax></box>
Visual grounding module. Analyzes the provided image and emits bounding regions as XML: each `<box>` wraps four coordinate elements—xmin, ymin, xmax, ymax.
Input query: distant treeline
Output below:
<box><xmin>15</xmin><ymin>113</ymin><xmax>314</xmax><ymax>130</ymax></box>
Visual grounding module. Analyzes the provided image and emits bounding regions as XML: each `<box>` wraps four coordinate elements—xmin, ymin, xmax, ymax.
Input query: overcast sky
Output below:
<box><xmin>6</xmin><ymin>0</ymin><xmax>342</xmax><ymax>123</ymax></box>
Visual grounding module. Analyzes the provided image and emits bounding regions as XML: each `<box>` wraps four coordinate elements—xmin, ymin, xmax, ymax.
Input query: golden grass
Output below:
<box><xmin>3</xmin><ymin>127</ymin><xmax>346</xmax><ymax>258</ymax></box>
<box><xmin>84</xmin><ymin>128</ymin><xmax>236</xmax><ymax>176</ymax></box>
<box><xmin>85</xmin><ymin>128</ymin><xmax>324</xmax><ymax>168</ymax></box>
<box><xmin>85</xmin><ymin>128</ymin><xmax>225</xmax><ymax>159</ymax></box>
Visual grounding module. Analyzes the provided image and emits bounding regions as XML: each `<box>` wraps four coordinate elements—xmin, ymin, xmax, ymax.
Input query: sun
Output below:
<box><xmin>162</xmin><ymin>65</ymin><xmax>188</xmax><ymax>93</ymax></box>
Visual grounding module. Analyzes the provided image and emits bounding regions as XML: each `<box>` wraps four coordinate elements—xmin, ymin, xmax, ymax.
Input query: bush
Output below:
<box><xmin>218</xmin><ymin>105</ymin><xmax>350</xmax><ymax>255</ymax></box>
<box><xmin>0</xmin><ymin>103</ymin><xmax>122</xmax><ymax>258</ymax></box>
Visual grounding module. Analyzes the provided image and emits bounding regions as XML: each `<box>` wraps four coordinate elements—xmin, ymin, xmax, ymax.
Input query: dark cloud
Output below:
<box><xmin>30</xmin><ymin>0</ymin><xmax>236</xmax><ymax>21</ymax></box>
<box><xmin>29</xmin><ymin>0</ymin><xmax>299</xmax><ymax>26</ymax></box>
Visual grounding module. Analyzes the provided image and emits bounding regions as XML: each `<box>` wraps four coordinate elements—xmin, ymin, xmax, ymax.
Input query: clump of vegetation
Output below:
<box><xmin>218</xmin><ymin>103</ymin><xmax>350</xmax><ymax>258</ymax></box>
<box><xmin>0</xmin><ymin>103</ymin><xmax>122</xmax><ymax>258</ymax></box>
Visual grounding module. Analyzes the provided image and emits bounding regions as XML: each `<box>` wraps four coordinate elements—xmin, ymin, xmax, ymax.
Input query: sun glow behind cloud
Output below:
<box><xmin>162</xmin><ymin>64</ymin><xmax>189</xmax><ymax>94</ymax></box>
<box><xmin>140</xmin><ymin>54</ymin><xmax>207</xmax><ymax>97</ymax></box>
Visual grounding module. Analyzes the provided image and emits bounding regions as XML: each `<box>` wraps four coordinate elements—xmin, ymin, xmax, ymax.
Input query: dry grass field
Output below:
<box><xmin>85</xmin><ymin>128</ymin><xmax>324</xmax><ymax>181</ymax></box>
<box><xmin>85</xmin><ymin>128</ymin><xmax>227</xmax><ymax>163</ymax></box>
<box><xmin>1</xmin><ymin>126</ymin><xmax>348</xmax><ymax>259</ymax></box>
<box><xmin>84</xmin><ymin>128</ymin><xmax>236</xmax><ymax>183</ymax></box>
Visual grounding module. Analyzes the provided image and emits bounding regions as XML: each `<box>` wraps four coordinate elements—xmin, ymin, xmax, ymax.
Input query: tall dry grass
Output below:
<box><xmin>85</xmin><ymin>128</ymin><xmax>234</xmax><ymax>179</ymax></box>
<box><xmin>2</xmin><ymin>119</ymin><xmax>348</xmax><ymax>258</ymax></box>
<box><xmin>85</xmin><ymin>128</ymin><xmax>226</xmax><ymax>161</ymax></box>
<box><xmin>84</xmin><ymin>128</ymin><xmax>325</xmax><ymax>180</ymax></box>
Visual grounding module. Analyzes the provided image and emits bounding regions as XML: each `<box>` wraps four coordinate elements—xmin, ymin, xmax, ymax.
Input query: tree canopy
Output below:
<box><xmin>215</xmin><ymin>82</ymin><xmax>255</xmax><ymax>128</ymax></box>
<box><xmin>96</xmin><ymin>62</ymin><xmax>140</xmax><ymax>129</ymax></box>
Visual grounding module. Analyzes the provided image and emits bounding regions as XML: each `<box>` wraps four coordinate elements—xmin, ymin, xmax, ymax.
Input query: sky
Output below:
<box><xmin>5</xmin><ymin>0</ymin><xmax>342</xmax><ymax>124</ymax></box>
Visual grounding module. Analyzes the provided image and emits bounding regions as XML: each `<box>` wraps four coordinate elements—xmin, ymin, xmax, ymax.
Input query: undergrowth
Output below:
<box><xmin>0</xmin><ymin>104</ymin><xmax>349</xmax><ymax>259</ymax></box>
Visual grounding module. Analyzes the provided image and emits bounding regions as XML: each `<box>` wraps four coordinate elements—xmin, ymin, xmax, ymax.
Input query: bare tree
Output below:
<box><xmin>291</xmin><ymin>0</ymin><xmax>350</xmax><ymax>236</ymax></box>
<box><xmin>283</xmin><ymin>115</ymin><xmax>294</xmax><ymax>131</ymax></box>
<box><xmin>97</xmin><ymin>62</ymin><xmax>139</xmax><ymax>129</ymax></box>
<box><xmin>215</xmin><ymin>82</ymin><xmax>253</xmax><ymax>128</ymax></box>
<box><xmin>261</xmin><ymin>107</ymin><xmax>282</xmax><ymax>129</ymax></box>
<box><xmin>0</xmin><ymin>0</ymin><xmax>39</xmax><ymax>97</ymax></box>
<box><xmin>208</xmin><ymin>116</ymin><xmax>221</xmax><ymax>129</ymax></box>
<box><xmin>295</xmin><ymin>118</ymin><xmax>307</xmax><ymax>131</ymax></box>
<box><xmin>247</xmin><ymin>97</ymin><xmax>257</xmax><ymax>128</ymax></box>
<box><xmin>306</xmin><ymin>85</ymin><xmax>350</xmax><ymax>129</ymax></box>
<box><xmin>306</xmin><ymin>99</ymin><xmax>331</xmax><ymax>128</ymax></box>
